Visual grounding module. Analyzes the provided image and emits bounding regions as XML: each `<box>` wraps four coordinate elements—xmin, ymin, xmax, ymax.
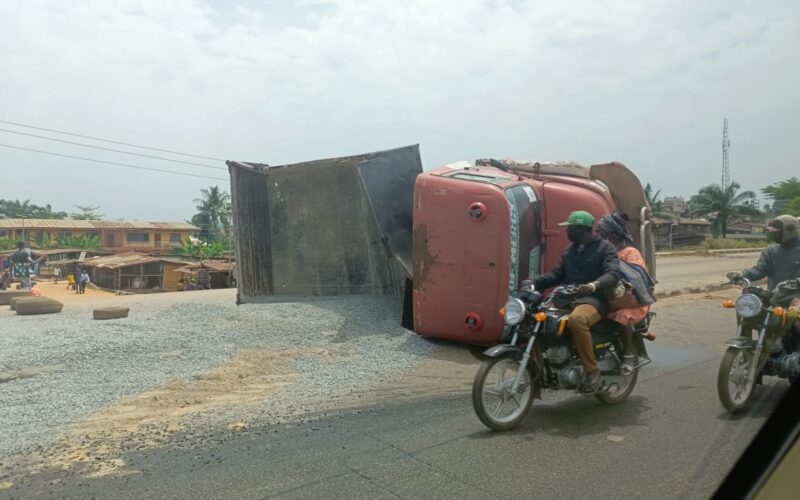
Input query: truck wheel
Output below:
<box><xmin>93</xmin><ymin>307</ymin><xmax>130</xmax><ymax>320</ymax></box>
<box><xmin>15</xmin><ymin>298</ymin><xmax>64</xmax><ymax>315</ymax></box>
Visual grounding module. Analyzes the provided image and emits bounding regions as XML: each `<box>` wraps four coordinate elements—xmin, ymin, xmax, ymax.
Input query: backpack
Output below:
<box><xmin>607</xmin><ymin>260</ymin><xmax>657</xmax><ymax>310</ymax></box>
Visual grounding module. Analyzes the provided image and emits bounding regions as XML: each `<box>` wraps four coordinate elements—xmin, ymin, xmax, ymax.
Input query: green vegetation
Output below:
<box><xmin>644</xmin><ymin>183</ymin><xmax>676</xmax><ymax>219</ymax></box>
<box><xmin>171</xmin><ymin>238</ymin><xmax>229</xmax><ymax>259</ymax></box>
<box><xmin>669</xmin><ymin>238</ymin><xmax>767</xmax><ymax>253</ymax></box>
<box><xmin>689</xmin><ymin>182</ymin><xmax>760</xmax><ymax>238</ymax></box>
<box><xmin>762</xmin><ymin>178</ymin><xmax>800</xmax><ymax>216</ymax></box>
<box><xmin>191</xmin><ymin>186</ymin><xmax>232</xmax><ymax>244</ymax></box>
<box><xmin>0</xmin><ymin>199</ymin><xmax>68</xmax><ymax>219</ymax></box>
<box><xmin>70</xmin><ymin>205</ymin><xmax>105</xmax><ymax>220</ymax></box>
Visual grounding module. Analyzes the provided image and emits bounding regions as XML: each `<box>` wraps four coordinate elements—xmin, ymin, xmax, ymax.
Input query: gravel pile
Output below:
<box><xmin>0</xmin><ymin>290</ymin><xmax>434</xmax><ymax>457</ymax></box>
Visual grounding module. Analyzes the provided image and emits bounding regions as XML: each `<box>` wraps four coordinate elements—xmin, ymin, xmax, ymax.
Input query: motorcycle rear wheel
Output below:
<box><xmin>718</xmin><ymin>347</ymin><xmax>756</xmax><ymax>412</ymax></box>
<box><xmin>472</xmin><ymin>356</ymin><xmax>533</xmax><ymax>431</ymax></box>
<box><xmin>595</xmin><ymin>370</ymin><xmax>638</xmax><ymax>405</ymax></box>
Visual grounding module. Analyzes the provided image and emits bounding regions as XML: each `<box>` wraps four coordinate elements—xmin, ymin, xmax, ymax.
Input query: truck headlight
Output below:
<box><xmin>735</xmin><ymin>294</ymin><xmax>762</xmax><ymax>318</ymax></box>
<box><xmin>504</xmin><ymin>298</ymin><xmax>526</xmax><ymax>326</ymax></box>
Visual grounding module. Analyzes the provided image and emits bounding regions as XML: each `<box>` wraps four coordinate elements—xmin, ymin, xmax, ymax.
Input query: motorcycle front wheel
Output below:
<box><xmin>717</xmin><ymin>347</ymin><xmax>756</xmax><ymax>412</ymax></box>
<box><xmin>472</xmin><ymin>356</ymin><xmax>534</xmax><ymax>431</ymax></box>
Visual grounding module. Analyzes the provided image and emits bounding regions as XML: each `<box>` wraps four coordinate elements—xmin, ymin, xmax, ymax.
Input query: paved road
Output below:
<box><xmin>6</xmin><ymin>295</ymin><xmax>789</xmax><ymax>499</ymax></box>
<box><xmin>655</xmin><ymin>253</ymin><xmax>761</xmax><ymax>294</ymax></box>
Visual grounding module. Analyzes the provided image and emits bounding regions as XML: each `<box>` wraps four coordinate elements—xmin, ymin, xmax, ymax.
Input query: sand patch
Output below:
<box><xmin>23</xmin><ymin>348</ymin><xmax>307</xmax><ymax>478</ymax></box>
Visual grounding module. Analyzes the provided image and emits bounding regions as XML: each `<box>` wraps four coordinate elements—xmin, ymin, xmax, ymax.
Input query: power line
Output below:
<box><xmin>0</xmin><ymin>143</ymin><xmax>229</xmax><ymax>181</ymax></box>
<box><xmin>0</xmin><ymin>128</ymin><xmax>226</xmax><ymax>171</ymax></box>
<box><xmin>0</xmin><ymin>119</ymin><xmax>226</xmax><ymax>162</ymax></box>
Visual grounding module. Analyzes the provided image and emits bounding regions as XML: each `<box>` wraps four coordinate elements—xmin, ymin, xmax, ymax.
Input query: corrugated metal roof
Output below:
<box><xmin>81</xmin><ymin>252</ymin><xmax>190</xmax><ymax>270</ymax></box>
<box><xmin>0</xmin><ymin>219</ymin><xmax>198</xmax><ymax>230</ymax></box>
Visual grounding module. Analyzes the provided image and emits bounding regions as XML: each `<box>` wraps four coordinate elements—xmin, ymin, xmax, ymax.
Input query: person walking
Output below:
<box><xmin>79</xmin><ymin>270</ymin><xmax>90</xmax><ymax>294</ymax></box>
<box><xmin>67</xmin><ymin>272</ymin><xmax>75</xmax><ymax>290</ymax></box>
<box><xmin>53</xmin><ymin>265</ymin><xmax>61</xmax><ymax>284</ymax></box>
<box><xmin>72</xmin><ymin>269</ymin><xmax>81</xmax><ymax>293</ymax></box>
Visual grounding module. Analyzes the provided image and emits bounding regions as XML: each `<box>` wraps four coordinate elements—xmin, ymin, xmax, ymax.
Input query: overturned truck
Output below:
<box><xmin>228</xmin><ymin>145</ymin><xmax>655</xmax><ymax>345</ymax></box>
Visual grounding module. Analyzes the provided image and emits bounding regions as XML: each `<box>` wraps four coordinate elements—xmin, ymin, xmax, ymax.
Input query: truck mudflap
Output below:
<box><xmin>227</xmin><ymin>145</ymin><xmax>422</xmax><ymax>302</ymax></box>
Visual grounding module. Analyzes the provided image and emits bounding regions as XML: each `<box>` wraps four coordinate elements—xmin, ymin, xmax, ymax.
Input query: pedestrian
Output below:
<box><xmin>198</xmin><ymin>268</ymin><xmax>209</xmax><ymax>290</ymax></box>
<box><xmin>79</xmin><ymin>270</ymin><xmax>90</xmax><ymax>294</ymax></box>
<box><xmin>53</xmin><ymin>265</ymin><xmax>61</xmax><ymax>284</ymax></box>
<box><xmin>11</xmin><ymin>241</ymin><xmax>36</xmax><ymax>290</ymax></box>
<box><xmin>72</xmin><ymin>269</ymin><xmax>81</xmax><ymax>293</ymax></box>
<box><xmin>67</xmin><ymin>272</ymin><xmax>75</xmax><ymax>290</ymax></box>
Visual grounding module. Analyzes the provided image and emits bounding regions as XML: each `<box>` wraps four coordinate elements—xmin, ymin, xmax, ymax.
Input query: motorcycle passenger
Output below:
<box><xmin>529</xmin><ymin>210</ymin><xmax>621</xmax><ymax>392</ymax></box>
<box><xmin>596</xmin><ymin>212</ymin><xmax>653</xmax><ymax>374</ymax></box>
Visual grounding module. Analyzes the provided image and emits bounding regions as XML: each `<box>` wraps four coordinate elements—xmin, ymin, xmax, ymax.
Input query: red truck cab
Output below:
<box><xmin>412</xmin><ymin>161</ymin><xmax>623</xmax><ymax>345</ymax></box>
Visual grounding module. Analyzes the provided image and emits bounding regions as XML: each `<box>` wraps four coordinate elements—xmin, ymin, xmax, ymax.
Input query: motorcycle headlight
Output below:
<box><xmin>504</xmin><ymin>298</ymin><xmax>526</xmax><ymax>326</ymax></box>
<box><xmin>735</xmin><ymin>294</ymin><xmax>762</xmax><ymax>318</ymax></box>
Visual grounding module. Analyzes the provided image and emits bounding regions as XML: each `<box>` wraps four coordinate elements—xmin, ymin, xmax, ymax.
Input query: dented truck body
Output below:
<box><xmin>228</xmin><ymin>146</ymin><xmax>654</xmax><ymax>345</ymax></box>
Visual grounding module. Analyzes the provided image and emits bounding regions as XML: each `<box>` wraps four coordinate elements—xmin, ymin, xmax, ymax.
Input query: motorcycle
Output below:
<box><xmin>717</xmin><ymin>277</ymin><xmax>800</xmax><ymax>412</ymax></box>
<box><xmin>472</xmin><ymin>284</ymin><xmax>655</xmax><ymax>430</ymax></box>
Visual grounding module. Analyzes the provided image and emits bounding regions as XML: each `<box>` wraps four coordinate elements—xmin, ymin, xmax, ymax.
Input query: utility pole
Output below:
<box><xmin>721</xmin><ymin>117</ymin><xmax>731</xmax><ymax>189</ymax></box>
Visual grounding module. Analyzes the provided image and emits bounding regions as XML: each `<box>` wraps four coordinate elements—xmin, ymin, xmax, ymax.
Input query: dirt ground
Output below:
<box><xmin>32</xmin><ymin>280</ymin><xmax>113</xmax><ymax>303</ymax></box>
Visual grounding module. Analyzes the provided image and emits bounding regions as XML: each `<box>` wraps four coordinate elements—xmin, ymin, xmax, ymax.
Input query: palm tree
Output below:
<box><xmin>689</xmin><ymin>182</ymin><xmax>760</xmax><ymax>238</ymax></box>
<box><xmin>643</xmin><ymin>183</ymin><xmax>676</xmax><ymax>219</ymax></box>
<box><xmin>70</xmin><ymin>205</ymin><xmax>104</xmax><ymax>220</ymax></box>
<box><xmin>193</xmin><ymin>186</ymin><xmax>232</xmax><ymax>243</ymax></box>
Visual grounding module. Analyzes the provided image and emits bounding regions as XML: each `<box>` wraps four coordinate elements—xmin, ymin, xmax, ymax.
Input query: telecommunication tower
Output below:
<box><xmin>721</xmin><ymin>118</ymin><xmax>730</xmax><ymax>189</ymax></box>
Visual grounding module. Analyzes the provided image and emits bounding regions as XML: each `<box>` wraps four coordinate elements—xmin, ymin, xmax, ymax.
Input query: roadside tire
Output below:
<box><xmin>10</xmin><ymin>296</ymin><xmax>37</xmax><ymax>311</ymax></box>
<box><xmin>93</xmin><ymin>307</ymin><xmax>130</xmax><ymax>320</ymax></box>
<box><xmin>595</xmin><ymin>369</ymin><xmax>639</xmax><ymax>405</ymax></box>
<box><xmin>472</xmin><ymin>356</ymin><xmax>534</xmax><ymax>431</ymax></box>
<box><xmin>718</xmin><ymin>347</ymin><xmax>755</xmax><ymax>413</ymax></box>
<box><xmin>15</xmin><ymin>297</ymin><xmax>64</xmax><ymax>316</ymax></box>
<box><xmin>0</xmin><ymin>290</ymin><xmax>33</xmax><ymax>306</ymax></box>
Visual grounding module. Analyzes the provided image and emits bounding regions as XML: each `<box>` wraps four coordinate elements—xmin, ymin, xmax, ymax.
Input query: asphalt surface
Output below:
<box><xmin>4</xmin><ymin>295</ymin><xmax>790</xmax><ymax>499</ymax></box>
<box><xmin>655</xmin><ymin>252</ymin><xmax>761</xmax><ymax>294</ymax></box>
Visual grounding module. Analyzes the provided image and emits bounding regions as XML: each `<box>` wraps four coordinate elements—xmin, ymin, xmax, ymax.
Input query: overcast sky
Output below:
<box><xmin>1</xmin><ymin>0</ymin><xmax>798</xmax><ymax>220</ymax></box>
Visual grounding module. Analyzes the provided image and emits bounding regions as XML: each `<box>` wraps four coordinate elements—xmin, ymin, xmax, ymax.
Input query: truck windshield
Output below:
<box><xmin>505</xmin><ymin>184</ymin><xmax>542</xmax><ymax>293</ymax></box>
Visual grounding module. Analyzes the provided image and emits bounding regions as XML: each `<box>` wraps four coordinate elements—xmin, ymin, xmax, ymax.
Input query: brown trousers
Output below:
<box><xmin>568</xmin><ymin>304</ymin><xmax>602</xmax><ymax>374</ymax></box>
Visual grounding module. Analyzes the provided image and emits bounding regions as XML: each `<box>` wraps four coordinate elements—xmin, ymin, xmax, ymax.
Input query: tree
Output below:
<box><xmin>192</xmin><ymin>186</ymin><xmax>232</xmax><ymax>243</ymax></box>
<box><xmin>71</xmin><ymin>205</ymin><xmax>104</xmax><ymax>220</ymax></box>
<box><xmin>689</xmin><ymin>182</ymin><xmax>761</xmax><ymax>238</ymax></box>
<box><xmin>0</xmin><ymin>199</ymin><xmax>68</xmax><ymax>219</ymax></box>
<box><xmin>171</xmin><ymin>238</ymin><xmax>228</xmax><ymax>259</ymax></box>
<box><xmin>762</xmin><ymin>178</ymin><xmax>800</xmax><ymax>216</ymax></box>
<box><xmin>643</xmin><ymin>183</ymin><xmax>676</xmax><ymax>219</ymax></box>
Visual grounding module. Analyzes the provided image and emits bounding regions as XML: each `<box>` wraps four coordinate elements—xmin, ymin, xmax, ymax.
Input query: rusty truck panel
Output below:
<box><xmin>228</xmin><ymin>145</ymin><xmax>422</xmax><ymax>302</ymax></box>
<box><xmin>412</xmin><ymin>172</ymin><xmax>516</xmax><ymax>344</ymax></box>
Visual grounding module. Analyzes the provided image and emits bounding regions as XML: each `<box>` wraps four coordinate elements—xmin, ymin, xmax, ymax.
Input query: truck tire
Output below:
<box><xmin>93</xmin><ymin>307</ymin><xmax>130</xmax><ymax>320</ymax></box>
<box><xmin>15</xmin><ymin>298</ymin><xmax>64</xmax><ymax>315</ymax></box>
<box><xmin>0</xmin><ymin>290</ymin><xmax>33</xmax><ymax>306</ymax></box>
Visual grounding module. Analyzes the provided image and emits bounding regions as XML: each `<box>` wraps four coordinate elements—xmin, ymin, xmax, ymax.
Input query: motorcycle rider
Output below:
<box><xmin>528</xmin><ymin>210</ymin><xmax>621</xmax><ymax>392</ymax></box>
<box><xmin>726</xmin><ymin>215</ymin><xmax>800</xmax><ymax>290</ymax></box>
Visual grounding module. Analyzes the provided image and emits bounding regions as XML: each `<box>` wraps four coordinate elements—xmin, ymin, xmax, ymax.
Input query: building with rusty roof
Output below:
<box><xmin>0</xmin><ymin>219</ymin><xmax>198</xmax><ymax>254</ymax></box>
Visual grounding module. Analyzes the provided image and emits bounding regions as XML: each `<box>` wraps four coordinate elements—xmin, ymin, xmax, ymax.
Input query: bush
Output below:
<box><xmin>674</xmin><ymin>238</ymin><xmax>767</xmax><ymax>252</ymax></box>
